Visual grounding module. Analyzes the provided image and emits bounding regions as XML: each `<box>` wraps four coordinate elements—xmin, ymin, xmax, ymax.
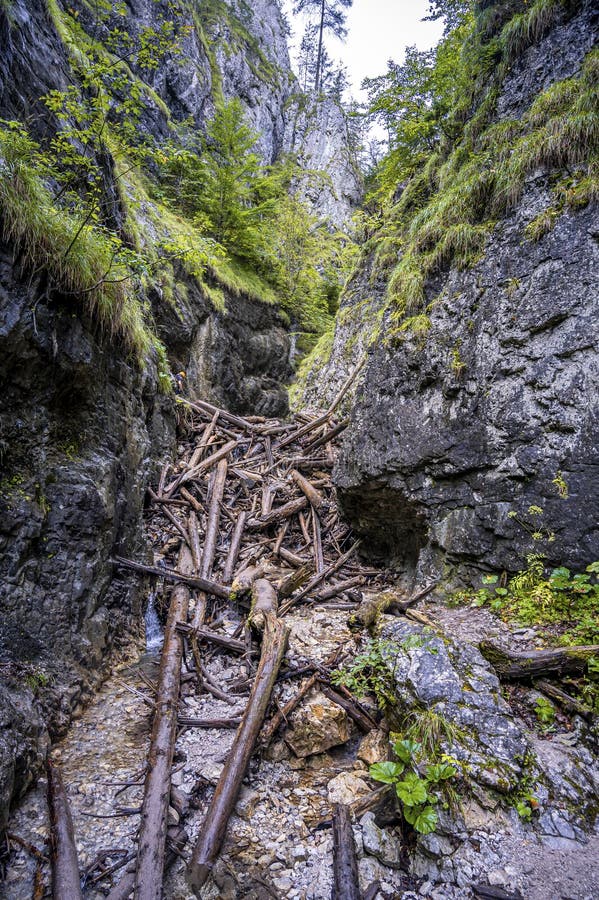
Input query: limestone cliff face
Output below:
<box><xmin>298</xmin><ymin>0</ymin><xmax>599</xmax><ymax>585</ymax></box>
<box><xmin>0</xmin><ymin>0</ymin><xmax>353</xmax><ymax>825</ymax></box>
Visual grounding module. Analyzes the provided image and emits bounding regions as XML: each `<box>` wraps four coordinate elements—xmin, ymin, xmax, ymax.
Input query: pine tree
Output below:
<box><xmin>293</xmin><ymin>0</ymin><xmax>353</xmax><ymax>95</ymax></box>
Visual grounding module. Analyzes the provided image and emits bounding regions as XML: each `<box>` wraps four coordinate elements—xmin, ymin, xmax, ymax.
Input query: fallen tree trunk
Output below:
<box><xmin>191</xmin><ymin>458</ymin><xmax>228</xmax><ymax>630</ymax></box>
<box><xmin>535</xmin><ymin>680</ymin><xmax>594</xmax><ymax>720</ymax></box>
<box><xmin>112</xmin><ymin>556</ymin><xmax>231</xmax><ymax>599</ymax></box>
<box><xmin>223</xmin><ymin>511</ymin><xmax>247</xmax><ymax>583</ymax></box>
<box><xmin>47</xmin><ymin>757</ymin><xmax>83</xmax><ymax>900</ymax></box>
<box><xmin>247</xmin><ymin>495</ymin><xmax>308</xmax><ymax>530</ymax></box>
<box><xmin>319</xmin><ymin>682</ymin><xmax>378</xmax><ymax>733</ymax></box>
<box><xmin>280</xmin><ymin>541</ymin><xmax>361</xmax><ymax>615</ymax></box>
<box><xmin>188</xmin><ymin>581</ymin><xmax>289</xmax><ymax>894</ymax></box>
<box><xmin>106</xmin><ymin>826</ymin><xmax>187</xmax><ymax>900</ymax></box>
<box><xmin>290</xmin><ymin>469</ymin><xmax>324</xmax><ymax>510</ymax></box>
<box><xmin>479</xmin><ymin>641</ymin><xmax>599</xmax><ymax>680</ymax></box>
<box><xmin>133</xmin><ymin>544</ymin><xmax>193</xmax><ymax>900</ymax></box>
<box><xmin>331</xmin><ymin>803</ymin><xmax>361</xmax><ymax>900</ymax></box>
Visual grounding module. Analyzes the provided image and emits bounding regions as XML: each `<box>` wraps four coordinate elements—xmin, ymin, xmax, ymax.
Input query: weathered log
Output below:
<box><xmin>177</xmin><ymin>396</ymin><xmax>255</xmax><ymax>433</ymax></box>
<box><xmin>191</xmin><ymin>458</ymin><xmax>228</xmax><ymax>629</ymax></box>
<box><xmin>312</xmin><ymin>508</ymin><xmax>324</xmax><ymax>573</ymax></box>
<box><xmin>180</xmin><ymin>486</ymin><xmax>203</xmax><ymax>513</ymax></box>
<box><xmin>318</xmin><ymin>577</ymin><xmax>364</xmax><ymax>602</ymax></box>
<box><xmin>278</xmin><ymin>564</ymin><xmax>313</xmax><ymax>599</ymax></box>
<box><xmin>47</xmin><ymin>757</ymin><xmax>83</xmax><ymax>900</ymax></box>
<box><xmin>188</xmin><ymin>584</ymin><xmax>289</xmax><ymax>893</ymax></box>
<box><xmin>178</xmin><ymin>716</ymin><xmax>242</xmax><ymax>729</ymax></box>
<box><xmin>194</xmin><ymin>626</ymin><xmax>248</xmax><ymax>655</ymax></box>
<box><xmin>298</xmin><ymin>509</ymin><xmax>312</xmax><ymax>545</ymax></box>
<box><xmin>319</xmin><ymin>682</ymin><xmax>377</xmax><ymax>733</ymax></box>
<box><xmin>279</xmin><ymin>540</ymin><xmax>361</xmax><ymax>615</ymax></box>
<box><xmin>260</xmin><ymin>673</ymin><xmax>319</xmax><ymax>748</ymax></box>
<box><xmin>479</xmin><ymin>641</ymin><xmax>599</xmax><ymax>680</ymax></box>
<box><xmin>188</xmin><ymin>411</ymin><xmax>219</xmax><ymax>469</ymax></box>
<box><xmin>188</xmin><ymin>511</ymin><xmax>202</xmax><ymax>574</ymax></box>
<box><xmin>348</xmin><ymin>590</ymin><xmax>403</xmax><ymax>631</ymax></box>
<box><xmin>158</xmin><ymin>505</ymin><xmax>190</xmax><ymax>546</ymax></box>
<box><xmin>248</xmin><ymin>578</ymin><xmax>279</xmax><ymax>631</ymax></box>
<box><xmin>223</xmin><ymin>513</ymin><xmax>248</xmax><ymax>581</ymax></box>
<box><xmin>106</xmin><ymin>826</ymin><xmax>187</xmax><ymax>900</ymax></box>
<box><xmin>247</xmin><ymin>495</ymin><xmax>309</xmax><ymax>530</ymax></box>
<box><xmin>405</xmin><ymin>608</ymin><xmax>439</xmax><ymax>629</ymax></box>
<box><xmin>303</xmin><ymin>420</ymin><xmax>348</xmax><ymax>455</ymax></box>
<box><xmin>112</xmin><ymin>556</ymin><xmax>231</xmax><ymax>599</ymax></box>
<box><xmin>331</xmin><ymin>803</ymin><xmax>361</xmax><ymax>900</ymax></box>
<box><xmin>273</xmin><ymin>520</ymin><xmax>289</xmax><ymax>555</ymax></box>
<box><xmin>133</xmin><ymin>544</ymin><xmax>193</xmax><ymax>900</ymax></box>
<box><xmin>165</xmin><ymin>439</ymin><xmax>237</xmax><ymax>497</ymax></box>
<box><xmin>394</xmin><ymin>579</ymin><xmax>440</xmax><ymax>612</ymax></box>
<box><xmin>232</xmin><ymin>563</ymin><xmax>268</xmax><ymax>596</ymax></box>
<box><xmin>275</xmin><ymin>546</ymin><xmax>308</xmax><ymax>568</ymax></box>
<box><xmin>534</xmin><ymin>680</ymin><xmax>594</xmax><ymax>720</ymax></box>
<box><xmin>290</xmin><ymin>468</ymin><xmax>324</xmax><ymax>509</ymax></box>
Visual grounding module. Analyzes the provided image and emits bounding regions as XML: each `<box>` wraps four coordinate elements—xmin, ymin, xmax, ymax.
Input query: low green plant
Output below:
<box><xmin>369</xmin><ymin>736</ymin><xmax>458</xmax><ymax>834</ymax></box>
<box><xmin>458</xmin><ymin>557</ymin><xmax>599</xmax><ymax>646</ymax></box>
<box><xmin>24</xmin><ymin>666</ymin><xmax>49</xmax><ymax>694</ymax></box>
<box><xmin>534</xmin><ymin>696</ymin><xmax>556</xmax><ymax>727</ymax></box>
<box><xmin>331</xmin><ymin>638</ymin><xmax>396</xmax><ymax>708</ymax></box>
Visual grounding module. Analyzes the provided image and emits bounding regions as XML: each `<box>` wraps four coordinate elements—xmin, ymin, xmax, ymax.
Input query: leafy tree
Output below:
<box><xmin>293</xmin><ymin>0</ymin><xmax>353</xmax><ymax>94</ymax></box>
<box><xmin>425</xmin><ymin>0</ymin><xmax>473</xmax><ymax>33</ymax></box>
<box><xmin>363</xmin><ymin>9</ymin><xmax>475</xmax><ymax>199</ymax></box>
<box><xmin>162</xmin><ymin>100</ymin><xmax>280</xmax><ymax>264</ymax></box>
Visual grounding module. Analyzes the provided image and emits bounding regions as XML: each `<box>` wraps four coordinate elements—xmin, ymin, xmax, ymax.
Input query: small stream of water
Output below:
<box><xmin>144</xmin><ymin>590</ymin><xmax>163</xmax><ymax>652</ymax></box>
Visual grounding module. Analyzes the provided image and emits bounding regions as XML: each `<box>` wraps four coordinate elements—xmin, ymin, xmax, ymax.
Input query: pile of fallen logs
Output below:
<box><xmin>27</xmin><ymin>356</ymin><xmax>599</xmax><ymax>898</ymax></box>
<box><xmin>90</xmin><ymin>359</ymin><xmax>391</xmax><ymax>897</ymax></box>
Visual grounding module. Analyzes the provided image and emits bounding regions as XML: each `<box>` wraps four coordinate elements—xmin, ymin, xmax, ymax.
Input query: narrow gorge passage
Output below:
<box><xmin>4</xmin><ymin>390</ymin><xmax>598</xmax><ymax>900</ymax></box>
<box><xmin>2</xmin><ymin>385</ymin><xmax>404</xmax><ymax>898</ymax></box>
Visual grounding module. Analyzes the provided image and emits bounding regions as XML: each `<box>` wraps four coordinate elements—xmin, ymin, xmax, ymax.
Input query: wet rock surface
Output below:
<box><xmin>335</xmin><ymin>193</ymin><xmax>599</xmax><ymax>581</ymax></box>
<box><xmin>295</xmin><ymin>1</ymin><xmax>599</xmax><ymax>582</ymax></box>
<box><xmin>3</xmin><ymin>595</ymin><xmax>598</xmax><ymax>899</ymax></box>
<box><xmin>381</xmin><ymin>619</ymin><xmax>529</xmax><ymax>793</ymax></box>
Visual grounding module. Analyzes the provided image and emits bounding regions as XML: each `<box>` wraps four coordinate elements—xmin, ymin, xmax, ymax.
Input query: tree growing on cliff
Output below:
<box><xmin>293</xmin><ymin>0</ymin><xmax>353</xmax><ymax>95</ymax></box>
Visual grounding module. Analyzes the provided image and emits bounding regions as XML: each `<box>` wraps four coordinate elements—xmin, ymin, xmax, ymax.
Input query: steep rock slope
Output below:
<box><xmin>298</xmin><ymin>0</ymin><xmax>599</xmax><ymax>584</ymax></box>
<box><xmin>0</xmin><ymin>0</ymin><xmax>352</xmax><ymax>826</ymax></box>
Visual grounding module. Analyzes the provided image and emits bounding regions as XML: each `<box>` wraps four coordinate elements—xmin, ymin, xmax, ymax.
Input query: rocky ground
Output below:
<box><xmin>1</xmin><ymin>404</ymin><xmax>598</xmax><ymax>900</ymax></box>
<box><xmin>3</xmin><ymin>598</ymin><xmax>598</xmax><ymax>899</ymax></box>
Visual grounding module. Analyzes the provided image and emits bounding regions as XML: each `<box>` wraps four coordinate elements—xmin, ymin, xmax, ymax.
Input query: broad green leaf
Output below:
<box><xmin>369</xmin><ymin>761</ymin><xmax>405</xmax><ymax>784</ymax></box>
<box><xmin>393</xmin><ymin>739</ymin><xmax>421</xmax><ymax>763</ymax></box>
<box><xmin>425</xmin><ymin>762</ymin><xmax>457</xmax><ymax>783</ymax></box>
<box><xmin>395</xmin><ymin>772</ymin><xmax>428</xmax><ymax>807</ymax></box>
<box><xmin>412</xmin><ymin>806</ymin><xmax>438</xmax><ymax>834</ymax></box>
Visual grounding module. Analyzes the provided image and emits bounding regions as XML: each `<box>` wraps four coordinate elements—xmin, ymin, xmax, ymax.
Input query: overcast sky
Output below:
<box><xmin>283</xmin><ymin>0</ymin><xmax>444</xmax><ymax>99</ymax></box>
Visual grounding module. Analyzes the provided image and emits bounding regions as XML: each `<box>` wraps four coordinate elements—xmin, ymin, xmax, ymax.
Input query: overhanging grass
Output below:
<box><xmin>0</xmin><ymin>127</ymin><xmax>158</xmax><ymax>362</ymax></box>
<box><xmin>381</xmin><ymin>46</ymin><xmax>599</xmax><ymax>330</ymax></box>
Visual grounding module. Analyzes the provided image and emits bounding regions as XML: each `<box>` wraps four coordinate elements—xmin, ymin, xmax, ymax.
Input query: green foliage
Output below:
<box><xmin>293</xmin><ymin>0</ymin><xmax>353</xmax><ymax>94</ymax></box>
<box><xmin>457</xmin><ymin>556</ymin><xmax>599</xmax><ymax>646</ymax></box>
<box><xmin>369</xmin><ymin>736</ymin><xmax>458</xmax><ymax>835</ymax></box>
<box><xmin>364</xmin><ymin>3</ymin><xmax>597</xmax><ymax>335</ymax></box>
<box><xmin>534</xmin><ymin>696</ymin><xmax>556</xmax><ymax>726</ymax></box>
<box><xmin>159</xmin><ymin>100</ymin><xmax>355</xmax><ymax>336</ymax></box>
<box><xmin>331</xmin><ymin>638</ymin><xmax>396</xmax><ymax>708</ymax></box>
<box><xmin>23</xmin><ymin>666</ymin><xmax>50</xmax><ymax>694</ymax></box>
<box><xmin>0</xmin><ymin>122</ymin><xmax>156</xmax><ymax>361</ymax></box>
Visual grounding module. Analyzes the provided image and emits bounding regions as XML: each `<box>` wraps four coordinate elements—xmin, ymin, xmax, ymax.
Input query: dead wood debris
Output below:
<box><xmin>74</xmin><ymin>366</ymin><xmax>401</xmax><ymax>897</ymax></box>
